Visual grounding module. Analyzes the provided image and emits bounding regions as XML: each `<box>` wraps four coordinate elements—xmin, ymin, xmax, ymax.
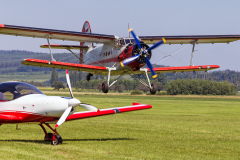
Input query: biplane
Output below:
<box><xmin>0</xmin><ymin>70</ymin><xmax>152</xmax><ymax>145</ymax></box>
<box><xmin>0</xmin><ymin>21</ymin><xmax>239</xmax><ymax>93</ymax></box>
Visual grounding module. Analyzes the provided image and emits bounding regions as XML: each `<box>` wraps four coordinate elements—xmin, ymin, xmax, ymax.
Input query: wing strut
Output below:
<box><xmin>47</xmin><ymin>38</ymin><xmax>56</xmax><ymax>61</ymax></box>
<box><xmin>190</xmin><ymin>42</ymin><xmax>196</xmax><ymax>66</ymax></box>
<box><xmin>67</xmin><ymin>49</ymin><xmax>80</xmax><ymax>59</ymax></box>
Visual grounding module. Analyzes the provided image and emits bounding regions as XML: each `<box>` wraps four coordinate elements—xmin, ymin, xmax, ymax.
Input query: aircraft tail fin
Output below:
<box><xmin>80</xmin><ymin>21</ymin><xmax>92</xmax><ymax>64</ymax></box>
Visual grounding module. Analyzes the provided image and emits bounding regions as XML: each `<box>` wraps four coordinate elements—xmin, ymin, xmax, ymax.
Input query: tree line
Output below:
<box><xmin>166</xmin><ymin>79</ymin><xmax>237</xmax><ymax>95</ymax></box>
<box><xmin>50</xmin><ymin>70</ymin><xmax>237</xmax><ymax>95</ymax></box>
<box><xmin>0</xmin><ymin>50</ymin><xmax>239</xmax><ymax>95</ymax></box>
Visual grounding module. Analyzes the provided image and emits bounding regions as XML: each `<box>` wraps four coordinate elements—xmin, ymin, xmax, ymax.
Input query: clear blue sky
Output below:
<box><xmin>0</xmin><ymin>0</ymin><xmax>240</xmax><ymax>71</ymax></box>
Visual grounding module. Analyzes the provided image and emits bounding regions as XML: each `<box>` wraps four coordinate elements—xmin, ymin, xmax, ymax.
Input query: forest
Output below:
<box><xmin>0</xmin><ymin>50</ymin><xmax>240</xmax><ymax>95</ymax></box>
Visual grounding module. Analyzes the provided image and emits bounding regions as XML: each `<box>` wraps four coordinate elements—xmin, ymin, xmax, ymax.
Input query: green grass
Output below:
<box><xmin>0</xmin><ymin>93</ymin><xmax>240</xmax><ymax>159</ymax></box>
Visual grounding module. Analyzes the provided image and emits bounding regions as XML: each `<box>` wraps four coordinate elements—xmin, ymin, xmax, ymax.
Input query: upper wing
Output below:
<box><xmin>0</xmin><ymin>24</ymin><xmax>117</xmax><ymax>43</ymax></box>
<box><xmin>139</xmin><ymin>35</ymin><xmax>240</xmax><ymax>44</ymax></box>
<box><xmin>66</xmin><ymin>103</ymin><xmax>152</xmax><ymax>121</ymax></box>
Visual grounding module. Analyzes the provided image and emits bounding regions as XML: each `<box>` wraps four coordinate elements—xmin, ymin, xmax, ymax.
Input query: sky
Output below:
<box><xmin>0</xmin><ymin>0</ymin><xmax>240</xmax><ymax>71</ymax></box>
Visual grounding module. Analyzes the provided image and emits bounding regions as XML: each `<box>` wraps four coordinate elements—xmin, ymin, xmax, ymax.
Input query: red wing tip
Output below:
<box><xmin>55</xmin><ymin>124</ymin><xmax>59</xmax><ymax>128</ymax></box>
<box><xmin>132</xmin><ymin>102</ymin><xmax>142</xmax><ymax>105</ymax></box>
<box><xmin>0</xmin><ymin>24</ymin><xmax>4</xmax><ymax>28</ymax></box>
<box><xmin>66</xmin><ymin>70</ymin><xmax>68</xmax><ymax>74</ymax></box>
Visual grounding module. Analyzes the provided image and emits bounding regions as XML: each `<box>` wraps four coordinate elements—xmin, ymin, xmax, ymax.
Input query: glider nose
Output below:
<box><xmin>68</xmin><ymin>98</ymin><xmax>80</xmax><ymax>107</ymax></box>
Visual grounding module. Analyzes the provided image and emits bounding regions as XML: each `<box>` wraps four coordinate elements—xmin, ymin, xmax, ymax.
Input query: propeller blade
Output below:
<box><xmin>129</xmin><ymin>28</ymin><xmax>142</xmax><ymax>49</ymax></box>
<box><xmin>120</xmin><ymin>54</ymin><xmax>140</xmax><ymax>67</ymax></box>
<box><xmin>55</xmin><ymin>106</ymin><xmax>72</xmax><ymax>128</ymax></box>
<box><xmin>66</xmin><ymin>70</ymin><xmax>73</xmax><ymax>98</ymax></box>
<box><xmin>147</xmin><ymin>38</ymin><xmax>166</xmax><ymax>51</ymax></box>
<box><xmin>145</xmin><ymin>56</ymin><xmax>157</xmax><ymax>78</ymax></box>
<box><xmin>80</xmin><ymin>103</ymin><xmax>100</xmax><ymax>112</ymax></box>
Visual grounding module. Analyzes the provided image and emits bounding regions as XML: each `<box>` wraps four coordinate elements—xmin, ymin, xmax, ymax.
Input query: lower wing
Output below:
<box><xmin>22</xmin><ymin>58</ymin><xmax>219</xmax><ymax>75</ymax></box>
<box><xmin>22</xmin><ymin>58</ymin><xmax>108</xmax><ymax>75</ymax></box>
<box><xmin>147</xmin><ymin>65</ymin><xmax>220</xmax><ymax>73</ymax></box>
<box><xmin>66</xmin><ymin>103</ymin><xmax>152</xmax><ymax>121</ymax></box>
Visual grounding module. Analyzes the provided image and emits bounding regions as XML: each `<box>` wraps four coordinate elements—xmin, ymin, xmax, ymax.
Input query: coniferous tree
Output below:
<box><xmin>51</xmin><ymin>69</ymin><xmax>58</xmax><ymax>84</ymax></box>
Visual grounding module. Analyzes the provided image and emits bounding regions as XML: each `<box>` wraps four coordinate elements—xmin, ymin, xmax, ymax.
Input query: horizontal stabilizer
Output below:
<box><xmin>40</xmin><ymin>44</ymin><xmax>89</xmax><ymax>50</ymax></box>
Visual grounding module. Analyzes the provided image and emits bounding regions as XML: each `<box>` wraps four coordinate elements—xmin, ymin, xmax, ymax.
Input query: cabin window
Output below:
<box><xmin>3</xmin><ymin>91</ymin><xmax>13</xmax><ymax>101</ymax></box>
<box><xmin>0</xmin><ymin>82</ymin><xmax>43</xmax><ymax>101</ymax></box>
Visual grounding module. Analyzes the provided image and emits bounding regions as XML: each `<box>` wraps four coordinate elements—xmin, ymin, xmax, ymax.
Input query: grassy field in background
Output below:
<box><xmin>0</xmin><ymin>93</ymin><xmax>240</xmax><ymax>159</ymax></box>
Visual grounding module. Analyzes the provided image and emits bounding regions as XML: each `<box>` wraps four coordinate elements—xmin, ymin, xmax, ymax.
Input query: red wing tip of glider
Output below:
<box><xmin>132</xmin><ymin>102</ymin><xmax>142</xmax><ymax>105</ymax></box>
<box><xmin>0</xmin><ymin>24</ymin><xmax>4</xmax><ymax>28</ymax></box>
<box><xmin>55</xmin><ymin>124</ymin><xmax>59</xmax><ymax>128</ymax></box>
<box><xmin>66</xmin><ymin>70</ymin><xmax>68</xmax><ymax>74</ymax></box>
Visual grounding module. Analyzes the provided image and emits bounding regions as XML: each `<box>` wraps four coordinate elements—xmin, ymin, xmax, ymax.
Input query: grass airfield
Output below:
<box><xmin>0</xmin><ymin>92</ymin><xmax>240</xmax><ymax>160</ymax></box>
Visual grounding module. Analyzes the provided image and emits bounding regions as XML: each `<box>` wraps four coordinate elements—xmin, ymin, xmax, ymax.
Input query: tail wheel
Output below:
<box><xmin>150</xmin><ymin>83</ymin><xmax>157</xmax><ymax>95</ymax></box>
<box><xmin>102</xmin><ymin>82</ymin><xmax>109</xmax><ymax>93</ymax></box>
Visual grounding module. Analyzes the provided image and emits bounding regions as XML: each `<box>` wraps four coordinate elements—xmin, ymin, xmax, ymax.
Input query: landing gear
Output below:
<box><xmin>44</xmin><ymin>133</ymin><xmax>53</xmax><ymax>141</ymax></box>
<box><xmin>137</xmin><ymin>68</ymin><xmax>158</xmax><ymax>95</ymax></box>
<box><xmin>102</xmin><ymin>67</ymin><xmax>158</xmax><ymax>94</ymax></box>
<box><xmin>150</xmin><ymin>83</ymin><xmax>157</xmax><ymax>95</ymax></box>
<box><xmin>51</xmin><ymin>134</ymin><xmax>63</xmax><ymax>145</ymax></box>
<box><xmin>86</xmin><ymin>73</ymin><xmax>93</xmax><ymax>81</ymax></box>
<box><xmin>39</xmin><ymin>123</ymin><xmax>62</xmax><ymax>145</ymax></box>
<box><xmin>102</xmin><ymin>82</ymin><xmax>109</xmax><ymax>93</ymax></box>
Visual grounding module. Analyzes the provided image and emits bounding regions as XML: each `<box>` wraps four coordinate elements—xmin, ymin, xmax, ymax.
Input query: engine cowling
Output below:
<box><xmin>132</xmin><ymin>43</ymin><xmax>152</xmax><ymax>64</ymax></box>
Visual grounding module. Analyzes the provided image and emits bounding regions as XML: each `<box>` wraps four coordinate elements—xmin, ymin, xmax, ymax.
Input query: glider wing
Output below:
<box><xmin>66</xmin><ymin>103</ymin><xmax>152</xmax><ymax>121</ymax></box>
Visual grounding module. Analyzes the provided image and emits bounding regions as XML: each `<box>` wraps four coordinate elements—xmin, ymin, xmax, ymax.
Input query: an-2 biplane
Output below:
<box><xmin>0</xmin><ymin>70</ymin><xmax>152</xmax><ymax>145</ymax></box>
<box><xmin>0</xmin><ymin>21</ymin><xmax>240</xmax><ymax>93</ymax></box>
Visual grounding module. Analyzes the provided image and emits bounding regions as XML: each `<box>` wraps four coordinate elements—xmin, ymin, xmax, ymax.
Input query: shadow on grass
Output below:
<box><xmin>0</xmin><ymin>137</ymin><xmax>135</xmax><ymax>144</ymax></box>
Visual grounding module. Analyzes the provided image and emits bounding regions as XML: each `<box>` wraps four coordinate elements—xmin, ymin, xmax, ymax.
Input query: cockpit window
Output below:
<box><xmin>130</xmin><ymin>38</ymin><xmax>136</xmax><ymax>44</ymax></box>
<box><xmin>119</xmin><ymin>38</ymin><xmax>136</xmax><ymax>46</ymax></box>
<box><xmin>125</xmin><ymin>39</ymin><xmax>131</xmax><ymax>44</ymax></box>
<box><xmin>0</xmin><ymin>82</ymin><xmax>43</xmax><ymax>100</ymax></box>
<box><xmin>15</xmin><ymin>83</ymin><xmax>42</xmax><ymax>95</ymax></box>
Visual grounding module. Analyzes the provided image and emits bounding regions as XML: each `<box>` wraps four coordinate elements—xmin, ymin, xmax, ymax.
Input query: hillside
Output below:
<box><xmin>0</xmin><ymin>50</ymin><xmax>240</xmax><ymax>90</ymax></box>
<box><xmin>0</xmin><ymin>50</ymin><xmax>75</xmax><ymax>83</ymax></box>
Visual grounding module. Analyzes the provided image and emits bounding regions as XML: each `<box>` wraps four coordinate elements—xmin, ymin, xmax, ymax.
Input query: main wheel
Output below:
<box><xmin>86</xmin><ymin>73</ymin><xmax>93</xmax><ymax>81</ymax></box>
<box><xmin>44</xmin><ymin>133</ymin><xmax>53</xmax><ymax>141</ymax></box>
<box><xmin>51</xmin><ymin>135</ymin><xmax>62</xmax><ymax>145</ymax></box>
<box><xmin>102</xmin><ymin>82</ymin><xmax>109</xmax><ymax>93</ymax></box>
<box><xmin>86</xmin><ymin>75</ymin><xmax>90</xmax><ymax>81</ymax></box>
<box><xmin>150</xmin><ymin>83</ymin><xmax>157</xmax><ymax>95</ymax></box>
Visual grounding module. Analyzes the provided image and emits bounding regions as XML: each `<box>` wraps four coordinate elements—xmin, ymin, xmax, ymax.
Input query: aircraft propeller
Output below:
<box><xmin>55</xmin><ymin>70</ymin><xmax>99</xmax><ymax>128</ymax></box>
<box><xmin>120</xmin><ymin>28</ymin><xmax>166</xmax><ymax>78</ymax></box>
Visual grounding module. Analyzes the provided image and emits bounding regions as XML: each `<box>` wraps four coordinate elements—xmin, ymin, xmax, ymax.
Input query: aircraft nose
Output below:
<box><xmin>68</xmin><ymin>98</ymin><xmax>80</xmax><ymax>107</ymax></box>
